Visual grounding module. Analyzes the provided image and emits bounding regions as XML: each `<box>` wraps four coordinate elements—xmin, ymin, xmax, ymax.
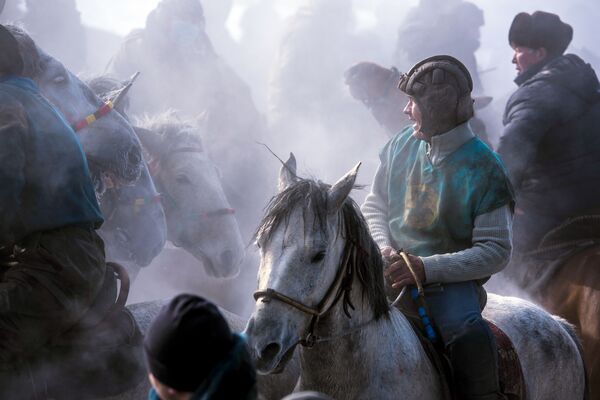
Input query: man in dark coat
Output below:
<box><xmin>0</xmin><ymin>25</ymin><xmax>107</xmax><ymax>394</ymax></box>
<box><xmin>497</xmin><ymin>11</ymin><xmax>600</xmax><ymax>252</ymax></box>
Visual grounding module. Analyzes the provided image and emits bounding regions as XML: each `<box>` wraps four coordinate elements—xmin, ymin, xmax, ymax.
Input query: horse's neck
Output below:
<box><xmin>297</xmin><ymin>278</ymin><xmax>439</xmax><ymax>398</ymax></box>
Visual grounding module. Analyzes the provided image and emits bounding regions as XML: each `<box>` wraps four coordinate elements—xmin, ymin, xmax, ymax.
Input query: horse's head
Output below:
<box><xmin>8</xmin><ymin>25</ymin><xmax>143</xmax><ymax>190</ymax></box>
<box><xmin>245</xmin><ymin>154</ymin><xmax>388</xmax><ymax>374</ymax></box>
<box><xmin>98</xmin><ymin>164</ymin><xmax>167</xmax><ymax>269</ymax></box>
<box><xmin>85</xmin><ymin>75</ymin><xmax>167</xmax><ymax>270</ymax></box>
<box><xmin>136</xmin><ymin>115</ymin><xmax>245</xmax><ymax>278</ymax></box>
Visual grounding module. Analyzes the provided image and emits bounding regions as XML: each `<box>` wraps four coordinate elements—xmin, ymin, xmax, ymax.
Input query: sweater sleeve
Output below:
<box><xmin>0</xmin><ymin>99</ymin><xmax>27</xmax><ymax>245</ymax></box>
<box><xmin>420</xmin><ymin>204</ymin><xmax>512</xmax><ymax>283</ymax></box>
<box><xmin>361</xmin><ymin>161</ymin><xmax>392</xmax><ymax>249</ymax></box>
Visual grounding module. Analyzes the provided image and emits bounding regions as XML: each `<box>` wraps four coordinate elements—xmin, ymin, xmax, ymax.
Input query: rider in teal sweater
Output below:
<box><xmin>363</xmin><ymin>55</ymin><xmax>513</xmax><ymax>400</ymax></box>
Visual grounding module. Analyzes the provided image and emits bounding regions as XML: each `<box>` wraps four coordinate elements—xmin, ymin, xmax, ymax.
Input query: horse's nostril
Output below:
<box><xmin>220</xmin><ymin>250</ymin><xmax>234</xmax><ymax>267</ymax></box>
<box><xmin>260</xmin><ymin>342</ymin><xmax>281</xmax><ymax>361</ymax></box>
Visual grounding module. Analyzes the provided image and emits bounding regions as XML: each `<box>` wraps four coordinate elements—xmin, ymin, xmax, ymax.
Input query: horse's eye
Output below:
<box><xmin>53</xmin><ymin>75</ymin><xmax>67</xmax><ymax>85</ymax></box>
<box><xmin>175</xmin><ymin>174</ymin><xmax>191</xmax><ymax>185</ymax></box>
<box><xmin>311</xmin><ymin>250</ymin><xmax>326</xmax><ymax>263</ymax></box>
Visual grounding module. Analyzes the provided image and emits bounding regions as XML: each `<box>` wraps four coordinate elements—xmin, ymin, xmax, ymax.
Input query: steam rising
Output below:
<box><xmin>2</xmin><ymin>0</ymin><xmax>598</xmax><ymax>316</ymax></box>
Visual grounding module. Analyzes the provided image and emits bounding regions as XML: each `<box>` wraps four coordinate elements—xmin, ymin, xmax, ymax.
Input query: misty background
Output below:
<box><xmin>2</xmin><ymin>0</ymin><xmax>598</xmax><ymax>316</ymax></box>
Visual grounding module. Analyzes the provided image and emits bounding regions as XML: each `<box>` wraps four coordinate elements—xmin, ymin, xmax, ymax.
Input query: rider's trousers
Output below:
<box><xmin>426</xmin><ymin>281</ymin><xmax>505</xmax><ymax>400</ymax></box>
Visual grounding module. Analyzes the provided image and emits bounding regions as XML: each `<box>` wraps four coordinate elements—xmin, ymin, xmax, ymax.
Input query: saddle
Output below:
<box><xmin>25</xmin><ymin>262</ymin><xmax>146</xmax><ymax>400</ymax></box>
<box><xmin>398</xmin><ymin>291</ymin><xmax>526</xmax><ymax>400</ymax></box>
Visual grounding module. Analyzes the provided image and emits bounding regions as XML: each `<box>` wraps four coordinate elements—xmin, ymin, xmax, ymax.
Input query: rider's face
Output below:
<box><xmin>148</xmin><ymin>373</ymin><xmax>192</xmax><ymax>400</ymax></box>
<box><xmin>512</xmin><ymin>45</ymin><xmax>548</xmax><ymax>75</ymax></box>
<box><xmin>404</xmin><ymin>97</ymin><xmax>423</xmax><ymax>134</ymax></box>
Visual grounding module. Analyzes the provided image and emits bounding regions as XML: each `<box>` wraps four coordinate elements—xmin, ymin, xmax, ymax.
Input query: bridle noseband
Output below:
<box><xmin>253</xmin><ymin>240</ymin><xmax>358</xmax><ymax>347</ymax></box>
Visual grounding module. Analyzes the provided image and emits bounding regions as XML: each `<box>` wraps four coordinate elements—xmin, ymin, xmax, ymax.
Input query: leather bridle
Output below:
<box><xmin>253</xmin><ymin>239</ymin><xmax>358</xmax><ymax>347</ymax></box>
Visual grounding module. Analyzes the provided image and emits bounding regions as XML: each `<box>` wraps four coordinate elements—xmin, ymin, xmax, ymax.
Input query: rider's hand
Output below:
<box><xmin>380</xmin><ymin>246</ymin><xmax>399</xmax><ymax>268</ymax></box>
<box><xmin>384</xmin><ymin>252</ymin><xmax>426</xmax><ymax>289</ymax></box>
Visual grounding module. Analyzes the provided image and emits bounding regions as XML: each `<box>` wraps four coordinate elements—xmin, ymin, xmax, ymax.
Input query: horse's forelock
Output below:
<box><xmin>255</xmin><ymin>179</ymin><xmax>389</xmax><ymax>319</ymax></box>
<box><xmin>136</xmin><ymin>111</ymin><xmax>203</xmax><ymax>149</ymax></box>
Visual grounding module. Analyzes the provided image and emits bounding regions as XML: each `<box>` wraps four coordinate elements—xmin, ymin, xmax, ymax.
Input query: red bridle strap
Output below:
<box><xmin>72</xmin><ymin>100</ymin><xmax>114</xmax><ymax>132</ymax></box>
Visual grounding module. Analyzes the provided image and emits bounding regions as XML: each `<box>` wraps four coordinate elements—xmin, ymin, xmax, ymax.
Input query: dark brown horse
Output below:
<box><xmin>504</xmin><ymin>216</ymin><xmax>600</xmax><ymax>398</ymax></box>
<box><xmin>542</xmin><ymin>245</ymin><xmax>599</xmax><ymax>398</ymax></box>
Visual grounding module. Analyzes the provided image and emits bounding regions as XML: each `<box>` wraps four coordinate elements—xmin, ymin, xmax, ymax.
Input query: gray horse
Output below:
<box><xmin>134</xmin><ymin>113</ymin><xmax>245</xmax><ymax>278</ymax></box>
<box><xmin>244</xmin><ymin>154</ymin><xmax>587</xmax><ymax>399</ymax></box>
<box><xmin>89</xmin><ymin>75</ymin><xmax>245</xmax><ymax>278</ymax></box>
<box><xmin>8</xmin><ymin>25</ymin><xmax>168</xmax><ymax>271</ymax></box>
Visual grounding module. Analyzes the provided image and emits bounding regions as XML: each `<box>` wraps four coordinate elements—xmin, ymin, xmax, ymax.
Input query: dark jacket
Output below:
<box><xmin>0</xmin><ymin>76</ymin><xmax>103</xmax><ymax>245</ymax></box>
<box><xmin>498</xmin><ymin>54</ymin><xmax>600</xmax><ymax>249</ymax></box>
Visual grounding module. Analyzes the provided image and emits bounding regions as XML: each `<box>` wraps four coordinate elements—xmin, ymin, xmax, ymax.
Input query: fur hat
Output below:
<box><xmin>398</xmin><ymin>55</ymin><xmax>474</xmax><ymax>136</ymax></box>
<box><xmin>509</xmin><ymin>11</ymin><xmax>573</xmax><ymax>56</ymax></box>
<box><xmin>0</xmin><ymin>24</ymin><xmax>23</xmax><ymax>76</ymax></box>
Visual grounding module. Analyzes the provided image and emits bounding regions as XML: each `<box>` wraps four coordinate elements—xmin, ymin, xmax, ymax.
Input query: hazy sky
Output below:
<box><xmin>75</xmin><ymin>0</ymin><xmax>311</xmax><ymax>37</ymax></box>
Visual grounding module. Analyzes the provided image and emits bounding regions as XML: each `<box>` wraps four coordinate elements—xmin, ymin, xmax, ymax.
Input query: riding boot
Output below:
<box><xmin>447</xmin><ymin>317</ymin><xmax>506</xmax><ymax>400</ymax></box>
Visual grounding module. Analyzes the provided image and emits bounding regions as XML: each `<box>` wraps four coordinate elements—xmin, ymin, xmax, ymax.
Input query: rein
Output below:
<box><xmin>254</xmin><ymin>239</ymin><xmax>364</xmax><ymax>347</ymax></box>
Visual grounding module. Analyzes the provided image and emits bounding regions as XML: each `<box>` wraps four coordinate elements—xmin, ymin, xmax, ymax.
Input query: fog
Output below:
<box><xmin>2</xmin><ymin>0</ymin><xmax>598</xmax><ymax>317</ymax></box>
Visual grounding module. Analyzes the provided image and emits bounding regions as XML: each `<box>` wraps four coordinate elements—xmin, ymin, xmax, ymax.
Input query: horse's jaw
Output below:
<box><xmin>184</xmin><ymin>244</ymin><xmax>243</xmax><ymax>279</ymax></box>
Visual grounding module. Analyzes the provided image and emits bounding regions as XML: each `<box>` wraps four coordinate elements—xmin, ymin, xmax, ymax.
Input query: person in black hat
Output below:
<box><xmin>362</xmin><ymin>55</ymin><xmax>513</xmax><ymax>400</ymax></box>
<box><xmin>498</xmin><ymin>11</ymin><xmax>600</xmax><ymax>253</ymax></box>
<box><xmin>144</xmin><ymin>294</ymin><xmax>257</xmax><ymax>400</ymax></box>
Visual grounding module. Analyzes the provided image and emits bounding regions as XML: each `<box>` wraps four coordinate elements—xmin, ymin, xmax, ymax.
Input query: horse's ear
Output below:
<box><xmin>327</xmin><ymin>162</ymin><xmax>361</xmax><ymax>214</ymax></box>
<box><xmin>134</xmin><ymin>126</ymin><xmax>163</xmax><ymax>158</ymax></box>
<box><xmin>278</xmin><ymin>153</ymin><xmax>297</xmax><ymax>192</ymax></box>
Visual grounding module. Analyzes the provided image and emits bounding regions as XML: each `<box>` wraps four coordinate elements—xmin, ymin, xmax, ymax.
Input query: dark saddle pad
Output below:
<box><xmin>410</xmin><ymin>317</ymin><xmax>526</xmax><ymax>400</ymax></box>
<box><xmin>24</xmin><ymin>262</ymin><xmax>146</xmax><ymax>400</ymax></box>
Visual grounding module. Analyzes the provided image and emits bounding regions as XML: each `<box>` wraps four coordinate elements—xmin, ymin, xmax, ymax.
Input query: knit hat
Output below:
<box><xmin>398</xmin><ymin>55</ymin><xmax>474</xmax><ymax>136</ymax></box>
<box><xmin>143</xmin><ymin>294</ymin><xmax>235</xmax><ymax>392</ymax></box>
<box><xmin>509</xmin><ymin>11</ymin><xmax>573</xmax><ymax>57</ymax></box>
<box><xmin>0</xmin><ymin>24</ymin><xmax>24</xmax><ymax>76</ymax></box>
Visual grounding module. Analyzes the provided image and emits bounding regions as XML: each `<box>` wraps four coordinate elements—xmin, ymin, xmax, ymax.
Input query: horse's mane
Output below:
<box><xmin>255</xmin><ymin>178</ymin><xmax>389</xmax><ymax>320</ymax></box>
<box><xmin>135</xmin><ymin>111</ymin><xmax>204</xmax><ymax>150</ymax></box>
<box><xmin>6</xmin><ymin>25</ymin><xmax>43</xmax><ymax>79</ymax></box>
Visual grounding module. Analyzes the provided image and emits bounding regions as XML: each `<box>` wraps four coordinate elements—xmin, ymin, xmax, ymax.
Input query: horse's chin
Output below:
<box><xmin>256</xmin><ymin>342</ymin><xmax>296</xmax><ymax>375</ymax></box>
<box><xmin>184</xmin><ymin>246</ymin><xmax>241</xmax><ymax>279</ymax></box>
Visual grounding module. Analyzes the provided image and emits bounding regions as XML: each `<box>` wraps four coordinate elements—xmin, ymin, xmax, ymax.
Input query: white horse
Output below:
<box><xmin>244</xmin><ymin>154</ymin><xmax>587</xmax><ymax>399</ymax></box>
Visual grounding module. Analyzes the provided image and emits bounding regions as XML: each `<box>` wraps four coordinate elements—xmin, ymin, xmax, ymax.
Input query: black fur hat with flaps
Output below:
<box><xmin>0</xmin><ymin>24</ymin><xmax>24</xmax><ymax>76</ymax></box>
<box><xmin>398</xmin><ymin>55</ymin><xmax>474</xmax><ymax>136</ymax></box>
<box><xmin>509</xmin><ymin>11</ymin><xmax>573</xmax><ymax>57</ymax></box>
